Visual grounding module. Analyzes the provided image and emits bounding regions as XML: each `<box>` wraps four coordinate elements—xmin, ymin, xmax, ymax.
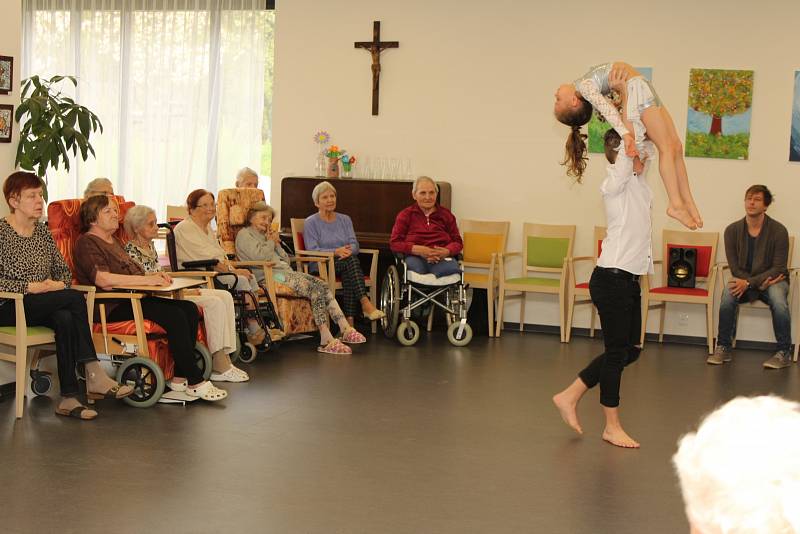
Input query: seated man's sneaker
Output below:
<box><xmin>707</xmin><ymin>345</ymin><xmax>732</xmax><ymax>365</ymax></box>
<box><xmin>763</xmin><ymin>351</ymin><xmax>792</xmax><ymax>370</ymax></box>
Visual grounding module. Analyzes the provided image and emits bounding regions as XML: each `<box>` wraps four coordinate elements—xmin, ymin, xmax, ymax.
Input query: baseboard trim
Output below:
<box><xmin>502</xmin><ymin>322</ymin><xmax>782</xmax><ymax>352</ymax></box>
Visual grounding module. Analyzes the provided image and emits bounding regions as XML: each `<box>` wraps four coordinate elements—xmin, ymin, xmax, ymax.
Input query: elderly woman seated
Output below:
<box><xmin>173</xmin><ymin>189</ymin><xmax>267</xmax><ymax>346</ymax></box>
<box><xmin>389</xmin><ymin>176</ymin><xmax>463</xmax><ymax>279</ymax></box>
<box><xmin>0</xmin><ymin>172</ymin><xmax>133</xmax><ymax>420</ymax></box>
<box><xmin>73</xmin><ymin>195</ymin><xmax>227</xmax><ymax>402</ymax></box>
<box><xmin>83</xmin><ymin>177</ymin><xmax>114</xmax><ymax>199</ymax></box>
<box><xmin>236</xmin><ymin>201</ymin><xmax>366</xmax><ymax>354</ymax></box>
<box><xmin>123</xmin><ymin>205</ymin><xmax>248</xmax><ymax>383</ymax></box>
<box><xmin>303</xmin><ymin>181</ymin><xmax>384</xmax><ymax>326</ymax></box>
<box><xmin>235</xmin><ymin>167</ymin><xmax>260</xmax><ymax>189</ymax></box>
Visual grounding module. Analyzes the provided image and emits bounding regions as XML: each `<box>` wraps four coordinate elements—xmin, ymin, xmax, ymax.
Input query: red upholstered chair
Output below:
<box><xmin>565</xmin><ymin>226</ymin><xmax>606</xmax><ymax>343</ymax></box>
<box><xmin>290</xmin><ymin>217</ymin><xmax>379</xmax><ymax>333</ymax></box>
<box><xmin>640</xmin><ymin>229</ymin><xmax>719</xmax><ymax>354</ymax></box>
<box><xmin>48</xmin><ymin>198</ymin><xmax>210</xmax><ymax>407</ymax></box>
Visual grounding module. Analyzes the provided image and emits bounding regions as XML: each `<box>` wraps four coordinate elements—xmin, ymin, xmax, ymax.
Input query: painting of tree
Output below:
<box><xmin>685</xmin><ymin>68</ymin><xmax>754</xmax><ymax>159</ymax></box>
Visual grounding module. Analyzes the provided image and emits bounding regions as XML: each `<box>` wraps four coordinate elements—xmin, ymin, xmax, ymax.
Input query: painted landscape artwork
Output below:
<box><xmin>685</xmin><ymin>68</ymin><xmax>754</xmax><ymax>160</ymax></box>
<box><xmin>790</xmin><ymin>71</ymin><xmax>800</xmax><ymax>162</ymax></box>
<box><xmin>588</xmin><ymin>67</ymin><xmax>652</xmax><ymax>154</ymax></box>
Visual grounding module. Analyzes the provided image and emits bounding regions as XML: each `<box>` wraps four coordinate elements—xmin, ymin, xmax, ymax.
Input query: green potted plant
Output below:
<box><xmin>14</xmin><ymin>75</ymin><xmax>103</xmax><ymax>195</ymax></box>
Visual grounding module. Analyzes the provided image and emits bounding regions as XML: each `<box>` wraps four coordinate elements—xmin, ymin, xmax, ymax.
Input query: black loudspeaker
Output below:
<box><xmin>668</xmin><ymin>247</ymin><xmax>697</xmax><ymax>288</ymax></box>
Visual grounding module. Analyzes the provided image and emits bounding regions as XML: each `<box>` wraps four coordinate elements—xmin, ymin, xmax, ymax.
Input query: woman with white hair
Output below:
<box><xmin>124</xmin><ymin>205</ymin><xmax>249</xmax><ymax>383</ymax></box>
<box><xmin>673</xmin><ymin>395</ymin><xmax>800</xmax><ymax>534</ymax></box>
<box><xmin>84</xmin><ymin>177</ymin><xmax>114</xmax><ymax>199</ymax></box>
<box><xmin>303</xmin><ymin>181</ymin><xmax>384</xmax><ymax>326</ymax></box>
<box><xmin>235</xmin><ymin>167</ymin><xmax>259</xmax><ymax>188</ymax></box>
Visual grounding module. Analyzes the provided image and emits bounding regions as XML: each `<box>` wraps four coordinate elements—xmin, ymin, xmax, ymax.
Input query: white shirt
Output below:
<box><xmin>173</xmin><ymin>217</ymin><xmax>228</xmax><ymax>268</ymax></box>
<box><xmin>596</xmin><ymin>142</ymin><xmax>655</xmax><ymax>275</ymax></box>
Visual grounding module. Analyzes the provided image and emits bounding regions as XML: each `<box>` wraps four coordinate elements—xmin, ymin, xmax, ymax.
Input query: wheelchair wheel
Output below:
<box><xmin>238</xmin><ymin>341</ymin><xmax>258</xmax><ymax>364</ymax></box>
<box><xmin>30</xmin><ymin>371</ymin><xmax>52</xmax><ymax>396</ymax></box>
<box><xmin>380</xmin><ymin>265</ymin><xmax>401</xmax><ymax>338</ymax></box>
<box><xmin>447</xmin><ymin>321</ymin><xmax>473</xmax><ymax>347</ymax></box>
<box><xmin>116</xmin><ymin>357</ymin><xmax>165</xmax><ymax>408</ymax></box>
<box><xmin>193</xmin><ymin>342</ymin><xmax>213</xmax><ymax>381</ymax></box>
<box><xmin>397</xmin><ymin>320</ymin><xmax>420</xmax><ymax>346</ymax></box>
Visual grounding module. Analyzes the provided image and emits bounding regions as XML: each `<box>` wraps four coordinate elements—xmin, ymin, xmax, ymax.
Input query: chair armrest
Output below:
<box><xmin>71</xmin><ymin>284</ymin><xmax>97</xmax><ymax>293</ymax></box>
<box><xmin>498</xmin><ymin>251</ymin><xmax>521</xmax><ymax>261</ymax></box>
<box><xmin>165</xmin><ymin>271</ymin><xmax>219</xmax><ymax>278</ymax></box>
<box><xmin>0</xmin><ymin>291</ymin><xmax>23</xmax><ymax>300</ymax></box>
<box><xmin>94</xmin><ymin>292</ymin><xmax>146</xmax><ymax>300</ymax></box>
<box><xmin>231</xmin><ymin>260</ymin><xmax>276</xmax><ymax>268</ymax></box>
<box><xmin>568</xmin><ymin>256</ymin><xmax>595</xmax><ymax>263</ymax></box>
<box><xmin>298</xmin><ymin>250</ymin><xmax>334</xmax><ymax>259</ymax></box>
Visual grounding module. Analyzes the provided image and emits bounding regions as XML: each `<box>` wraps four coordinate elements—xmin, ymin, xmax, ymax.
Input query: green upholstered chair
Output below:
<box><xmin>460</xmin><ymin>219</ymin><xmax>510</xmax><ymax>337</ymax></box>
<box><xmin>496</xmin><ymin>223</ymin><xmax>575</xmax><ymax>341</ymax></box>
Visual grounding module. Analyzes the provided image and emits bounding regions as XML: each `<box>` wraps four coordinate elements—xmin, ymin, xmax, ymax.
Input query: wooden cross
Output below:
<box><xmin>354</xmin><ymin>21</ymin><xmax>399</xmax><ymax>116</ymax></box>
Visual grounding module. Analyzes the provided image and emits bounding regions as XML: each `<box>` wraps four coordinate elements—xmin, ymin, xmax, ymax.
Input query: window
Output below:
<box><xmin>22</xmin><ymin>0</ymin><xmax>274</xmax><ymax>214</ymax></box>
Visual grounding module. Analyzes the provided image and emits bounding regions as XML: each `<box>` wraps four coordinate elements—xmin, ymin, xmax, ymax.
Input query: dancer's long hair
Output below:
<box><xmin>556</xmin><ymin>97</ymin><xmax>593</xmax><ymax>182</ymax></box>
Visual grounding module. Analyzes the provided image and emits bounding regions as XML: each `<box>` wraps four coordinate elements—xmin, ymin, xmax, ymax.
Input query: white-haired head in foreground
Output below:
<box><xmin>235</xmin><ymin>167</ymin><xmax>259</xmax><ymax>188</ymax></box>
<box><xmin>673</xmin><ymin>395</ymin><xmax>800</xmax><ymax>534</ymax></box>
<box><xmin>412</xmin><ymin>175</ymin><xmax>438</xmax><ymax>195</ymax></box>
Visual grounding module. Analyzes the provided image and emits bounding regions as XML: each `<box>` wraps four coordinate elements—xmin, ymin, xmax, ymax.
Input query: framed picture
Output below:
<box><xmin>0</xmin><ymin>55</ymin><xmax>12</xmax><ymax>94</ymax></box>
<box><xmin>0</xmin><ymin>104</ymin><xmax>13</xmax><ymax>143</ymax></box>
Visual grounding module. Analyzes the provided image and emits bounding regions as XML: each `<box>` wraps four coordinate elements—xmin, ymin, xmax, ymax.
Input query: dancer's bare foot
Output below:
<box><xmin>602</xmin><ymin>426</ymin><xmax>640</xmax><ymax>448</ymax></box>
<box><xmin>687</xmin><ymin>203</ymin><xmax>703</xmax><ymax>229</ymax></box>
<box><xmin>553</xmin><ymin>392</ymin><xmax>583</xmax><ymax>435</ymax></box>
<box><xmin>666</xmin><ymin>206</ymin><xmax>697</xmax><ymax>230</ymax></box>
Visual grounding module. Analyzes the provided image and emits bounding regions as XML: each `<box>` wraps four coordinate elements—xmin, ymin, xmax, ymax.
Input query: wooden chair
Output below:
<box><xmin>565</xmin><ymin>226</ymin><xmax>606</xmax><ymax>343</ymax></box>
<box><xmin>290</xmin><ymin>218</ymin><xmax>379</xmax><ymax>333</ymax></box>
<box><xmin>641</xmin><ymin>229</ymin><xmax>719</xmax><ymax>354</ymax></box>
<box><xmin>460</xmin><ymin>219</ymin><xmax>510</xmax><ymax>337</ymax></box>
<box><xmin>717</xmin><ymin>236</ymin><xmax>796</xmax><ymax>358</ymax></box>
<box><xmin>496</xmin><ymin>223</ymin><xmax>576</xmax><ymax>341</ymax></box>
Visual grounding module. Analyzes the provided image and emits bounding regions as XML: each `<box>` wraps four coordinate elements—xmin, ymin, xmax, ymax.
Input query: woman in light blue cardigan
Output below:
<box><xmin>303</xmin><ymin>181</ymin><xmax>384</xmax><ymax>325</ymax></box>
<box><xmin>236</xmin><ymin>201</ymin><xmax>366</xmax><ymax>355</ymax></box>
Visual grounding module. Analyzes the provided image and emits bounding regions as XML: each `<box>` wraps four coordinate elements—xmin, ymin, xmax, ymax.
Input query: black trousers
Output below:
<box><xmin>578</xmin><ymin>267</ymin><xmax>642</xmax><ymax>408</ymax></box>
<box><xmin>0</xmin><ymin>289</ymin><xmax>97</xmax><ymax>397</ymax></box>
<box><xmin>106</xmin><ymin>296</ymin><xmax>203</xmax><ymax>384</ymax></box>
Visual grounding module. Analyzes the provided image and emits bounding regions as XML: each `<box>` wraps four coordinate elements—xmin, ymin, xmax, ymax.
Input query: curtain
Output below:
<box><xmin>21</xmin><ymin>0</ymin><xmax>268</xmax><ymax>216</ymax></box>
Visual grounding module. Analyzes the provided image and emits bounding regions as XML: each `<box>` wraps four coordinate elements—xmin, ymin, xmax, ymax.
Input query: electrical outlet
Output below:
<box><xmin>678</xmin><ymin>313</ymin><xmax>689</xmax><ymax>326</ymax></box>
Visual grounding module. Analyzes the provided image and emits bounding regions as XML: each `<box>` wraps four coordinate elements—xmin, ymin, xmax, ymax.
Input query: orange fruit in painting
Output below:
<box><xmin>0</xmin><ymin>116</ymin><xmax>6</xmax><ymax>130</ymax></box>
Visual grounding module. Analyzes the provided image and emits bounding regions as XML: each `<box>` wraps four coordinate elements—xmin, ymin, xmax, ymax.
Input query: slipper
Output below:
<box><xmin>340</xmin><ymin>327</ymin><xmax>366</xmax><ymax>344</ymax></box>
<box><xmin>185</xmin><ymin>381</ymin><xmax>228</xmax><ymax>402</ymax></box>
<box><xmin>317</xmin><ymin>339</ymin><xmax>352</xmax><ymax>355</ymax></box>
<box><xmin>55</xmin><ymin>405</ymin><xmax>98</xmax><ymax>420</ymax></box>
<box><xmin>210</xmin><ymin>366</ymin><xmax>249</xmax><ymax>383</ymax></box>
<box><xmin>364</xmin><ymin>309</ymin><xmax>386</xmax><ymax>321</ymax></box>
<box><xmin>86</xmin><ymin>383</ymin><xmax>135</xmax><ymax>401</ymax></box>
<box><xmin>168</xmin><ymin>379</ymin><xmax>189</xmax><ymax>392</ymax></box>
<box><xmin>247</xmin><ymin>329</ymin><xmax>266</xmax><ymax>346</ymax></box>
<box><xmin>268</xmin><ymin>328</ymin><xmax>286</xmax><ymax>341</ymax></box>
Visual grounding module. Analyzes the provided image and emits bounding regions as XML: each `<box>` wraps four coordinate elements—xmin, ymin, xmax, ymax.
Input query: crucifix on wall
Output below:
<box><xmin>354</xmin><ymin>20</ymin><xmax>399</xmax><ymax>116</ymax></box>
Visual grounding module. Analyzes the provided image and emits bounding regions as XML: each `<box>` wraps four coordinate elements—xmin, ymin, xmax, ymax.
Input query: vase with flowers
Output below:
<box><xmin>326</xmin><ymin>145</ymin><xmax>347</xmax><ymax>178</ymax></box>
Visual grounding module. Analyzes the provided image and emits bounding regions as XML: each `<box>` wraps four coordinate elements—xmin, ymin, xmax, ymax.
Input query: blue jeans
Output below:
<box><xmin>717</xmin><ymin>280</ymin><xmax>792</xmax><ymax>353</ymax></box>
<box><xmin>404</xmin><ymin>255</ymin><xmax>461</xmax><ymax>277</ymax></box>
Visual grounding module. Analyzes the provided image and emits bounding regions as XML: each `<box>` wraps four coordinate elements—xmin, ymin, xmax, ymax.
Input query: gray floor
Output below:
<box><xmin>1</xmin><ymin>331</ymin><xmax>798</xmax><ymax>534</ymax></box>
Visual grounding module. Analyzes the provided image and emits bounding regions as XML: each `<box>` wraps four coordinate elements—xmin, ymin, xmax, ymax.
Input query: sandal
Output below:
<box><xmin>340</xmin><ymin>327</ymin><xmax>367</xmax><ymax>344</ymax></box>
<box><xmin>317</xmin><ymin>339</ymin><xmax>352</xmax><ymax>355</ymax></box>
<box><xmin>210</xmin><ymin>366</ymin><xmax>249</xmax><ymax>383</ymax></box>
<box><xmin>168</xmin><ymin>379</ymin><xmax>189</xmax><ymax>392</ymax></box>
<box><xmin>247</xmin><ymin>329</ymin><xmax>266</xmax><ymax>346</ymax></box>
<box><xmin>185</xmin><ymin>381</ymin><xmax>228</xmax><ymax>402</ymax></box>
<box><xmin>55</xmin><ymin>404</ymin><xmax>98</xmax><ymax>420</ymax></box>
<box><xmin>86</xmin><ymin>383</ymin><xmax>135</xmax><ymax>401</ymax></box>
<box><xmin>364</xmin><ymin>309</ymin><xmax>386</xmax><ymax>321</ymax></box>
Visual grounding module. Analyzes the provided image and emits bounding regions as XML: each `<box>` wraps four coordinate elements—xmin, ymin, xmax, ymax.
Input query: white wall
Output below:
<box><xmin>0</xmin><ymin>1</ymin><xmax>23</xmax><ymax>383</ymax></box>
<box><xmin>272</xmin><ymin>0</ymin><xmax>800</xmax><ymax>344</ymax></box>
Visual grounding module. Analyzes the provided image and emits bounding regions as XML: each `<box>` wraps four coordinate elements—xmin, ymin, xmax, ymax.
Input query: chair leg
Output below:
<box><xmin>370</xmin><ymin>284</ymin><xmax>377</xmax><ymax>334</ymax></box>
<box><xmin>559</xmin><ymin>289</ymin><xmax>566</xmax><ymax>343</ymax></box>
<box><xmin>565</xmin><ymin>292</ymin><xmax>575</xmax><ymax>343</ymax></box>
<box><xmin>640</xmin><ymin>296</ymin><xmax>649</xmax><ymax>347</ymax></box>
<box><xmin>706</xmin><ymin>302</ymin><xmax>714</xmax><ymax>355</ymax></box>
<box><xmin>496</xmin><ymin>288</ymin><xmax>505</xmax><ymax>337</ymax></box>
<box><xmin>15</xmin><ymin>345</ymin><xmax>28</xmax><ymax>419</ymax></box>
<box><xmin>487</xmin><ymin>285</ymin><xmax>495</xmax><ymax>338</ymax></box>
<box><xmin>589</xmin><ymin>305</ymin><xmax>597</xmax><ymax>338</ymax></box>
<box><xmin>519</xmin><ymin>293</ymin><xmax>525</xmax><ymax>332</ymax></box>
<box><xmin>658</xmin><ymin>303</ymin><xmax>666</xmax><ymax>343</ymax></box>
<box><xmin>427</xmin><ymin>304</ymin><xmax>434</xmax><ymax>332</ymax></box>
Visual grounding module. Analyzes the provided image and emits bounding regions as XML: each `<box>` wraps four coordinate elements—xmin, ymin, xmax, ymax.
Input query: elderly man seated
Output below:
<box><xmin>390</xmin><ymin>176</ymin><xmax>463</xmax><ymax>279</ymax></box>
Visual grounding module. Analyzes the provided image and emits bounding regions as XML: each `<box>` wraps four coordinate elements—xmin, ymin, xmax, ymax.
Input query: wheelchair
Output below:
<box><xmin>160</xmin><ymin>222</ymin><xmax>283</xmax><ymax>364</ymax></box>
<box><xmin>379</xmin><ymin>254</ymin><xmax>473</xmax><ymax>346</ymax></box>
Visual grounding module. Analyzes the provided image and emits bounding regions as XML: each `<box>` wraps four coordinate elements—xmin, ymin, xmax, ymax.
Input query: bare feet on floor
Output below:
<box><xmin>666</xmin><ymin>206</ymin><xmax>697</xmax><ymax>230</ymax></box>
<box><xmin>552</xmin><ymin>392</ymin><xmax>583</xmax><ymax>435</ymax></box>
<box><xmin>602</xmin><ymin>426</ymin><xmax>640</xmax><ymax>449</ymax></box>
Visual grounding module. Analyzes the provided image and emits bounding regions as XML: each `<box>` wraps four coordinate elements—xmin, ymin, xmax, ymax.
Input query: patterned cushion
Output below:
<box><xmin>216</xmin><ymin>188</ymin><xmax>266</xmax><ymax>256</ymax></box>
